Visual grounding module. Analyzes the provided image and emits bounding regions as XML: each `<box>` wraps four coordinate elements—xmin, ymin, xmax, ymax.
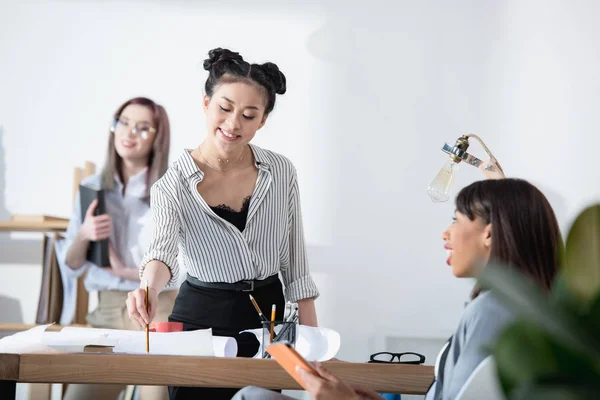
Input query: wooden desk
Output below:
<box><xmin>0</xmin><ymin>353</ymin><xmax>434</xmax><ymax>399</ymax></box>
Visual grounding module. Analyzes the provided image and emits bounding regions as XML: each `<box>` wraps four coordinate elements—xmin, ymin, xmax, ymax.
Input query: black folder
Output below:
<box><xmin>79</xmin><ymin>183</ymin><xmax>109</xmax><ymax>267</ymax></box>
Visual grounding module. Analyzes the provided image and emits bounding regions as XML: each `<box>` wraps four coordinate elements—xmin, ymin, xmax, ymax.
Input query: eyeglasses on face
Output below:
<box><xmin>368</xmin><ymin>351</ymin><xmax>426</xmax><ymax>365</ymax></box>
<box><xmin>110</xmin><ymin>117</ymin><xmax>156</xmax><ymax>140</ymax></box>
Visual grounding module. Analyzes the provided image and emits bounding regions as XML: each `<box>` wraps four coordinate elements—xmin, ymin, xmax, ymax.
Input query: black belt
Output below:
<box><xmin>186</xmin><ymin>273</ymin><xmax>279</xmax><ymax>292</ymax></box>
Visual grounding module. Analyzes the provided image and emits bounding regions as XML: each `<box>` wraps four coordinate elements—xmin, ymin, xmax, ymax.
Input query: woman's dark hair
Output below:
<box><xmin>202</xmin><ymin>48</ymin><xmax>286</xmax><ymax>114</ymax></box>
<box><xmin>455</xmin><ymin>178</ymin><xmax>562</xmax><ymax>298</ymax></box>
<box><xmin>102</xmin><ymin>97</ymin><xmax>170</xmax><ymax>199</ymax></box>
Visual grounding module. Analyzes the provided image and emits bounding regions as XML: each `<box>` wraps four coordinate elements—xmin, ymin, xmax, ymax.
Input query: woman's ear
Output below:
<box><xmin>203</xmin><ymin>95</ymin><xmax>211</xmax><ymax>113</ymax></box>
<box><xmin>483</xmin><ymin>223</ymin><xmax>492</xmax><ymax>249</ymax></box>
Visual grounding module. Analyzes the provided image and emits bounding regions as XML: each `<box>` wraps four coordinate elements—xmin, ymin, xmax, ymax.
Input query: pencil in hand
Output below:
<box><xmin>249</xmin><ymin>294</ymin><xmax>268</xmax><ymax>322</ymax></box>
<box><xmin>144</xmin><ymin>279</ymin><xmax>149</xmax><ymax>353</ymax></box>
<box><xmin>269</xmin><ymin>304</ymin><xmax>276</xmax><ymax>344</ymax></box>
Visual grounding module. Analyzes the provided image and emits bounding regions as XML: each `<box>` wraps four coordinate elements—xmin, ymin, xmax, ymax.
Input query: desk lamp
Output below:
<box><xmin>427</xmin><ymin>134</ymin><xmax>504</xmax><ymax>202</ymax></box>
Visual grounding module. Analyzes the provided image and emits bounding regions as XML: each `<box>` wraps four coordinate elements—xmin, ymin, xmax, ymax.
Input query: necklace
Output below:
<box><xmin>199</xmin><ymin>145</ymin><xmax>245</xmax><ymax>172</ymax></box>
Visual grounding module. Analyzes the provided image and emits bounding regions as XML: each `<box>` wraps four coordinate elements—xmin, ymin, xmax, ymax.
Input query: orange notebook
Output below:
<box><xmin>266</xmin><ymin>342</ymin><xmax>318</xmax><ymax>390</ymax></box>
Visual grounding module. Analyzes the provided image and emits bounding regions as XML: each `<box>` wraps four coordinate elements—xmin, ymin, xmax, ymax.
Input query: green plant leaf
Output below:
<box><xmin>564</xmin><ymin>204</ymin><xmax>600</xmax><ymax>302</ymax></box>
<box><xmin>513</xmin><ymin>386</ymin><xmax>598</xmax><ymax>400</ymax></box>
<box><xmin>511</xmin><ymin>375</ymin><xmax>600</xmax><ymax>400</ymax></box>
<box><xmin>492</xmin><ymin>320</ymin><xmax>559</xmax><ymax>394</ymax></box>
<box><xmin>492</xmin><ymin>319</ymin><xmax>600</xmax><ymax>397</ymax></box>
<box><xmin>552</xmin><ymin>275</ymin><xmax>600</xmax><ymax>337</ymax></box>
<box><xmin>493</xmin><ymin>319</ymin><xmax>600</xmax><ymax>394</ymax></box>
<box><xmin>587</xmin><ymin>292</ymin><xmax>600</xmax><ymax>337</ymax></box>
<box><xmin>551</xmin><ymin>273</ymin><xmax>586</xmax><ymax>314</ymax></box>
<box><xmin>478</xmin><ymin>263</ymin><xmax>600</xmax><ymax>358</ymax></box>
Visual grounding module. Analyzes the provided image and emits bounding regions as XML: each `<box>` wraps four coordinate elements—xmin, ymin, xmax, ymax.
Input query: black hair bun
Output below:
<box><xmin>203</xmin><ymin>48</ymin><xmax>245</xmax><ymax>71</ymax></box>
<box><xmin>259</xmin><ymin>62</ymin><xmax>287</xmax><ymax>95</ymax></box>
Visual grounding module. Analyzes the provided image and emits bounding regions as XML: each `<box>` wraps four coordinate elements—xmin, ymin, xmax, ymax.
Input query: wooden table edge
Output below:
<box><xmin>0</xmin><ymin>352</ymin><xmax>434</xmax><ymax>394</ymax></box>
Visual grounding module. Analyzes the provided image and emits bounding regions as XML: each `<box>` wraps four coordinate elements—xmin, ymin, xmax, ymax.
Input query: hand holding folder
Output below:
<box><xmin>267</xmin><ymin>343</ymin><xmax>373</xmax><ymax>398</ymax></box>
<box><xmin>79</xmin><ymin>184</ymin><xmax>110</xmax><ymax>267</ymax></box>
<box><xmin>266</xmin><ymin>342</ymin><xmax>317</xmax><ymax>390</ymax></box>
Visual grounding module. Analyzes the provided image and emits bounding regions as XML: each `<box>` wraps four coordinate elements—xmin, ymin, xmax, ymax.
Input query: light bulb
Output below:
<box><xmin>427</xmin><ymin>158</ymin><xmax>460</xmax><ymax>202</ymax></box>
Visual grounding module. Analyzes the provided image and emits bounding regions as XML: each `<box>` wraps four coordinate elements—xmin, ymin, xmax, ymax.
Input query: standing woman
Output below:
<box><xmin>61</xmin><ymin>97</ymin><xmax>175</xmax><ymax>400</ymax></box>
<box><xmin>126</xmin><ymin>48</ymin><xmax>320</xmax><ymax>399</ymax></box>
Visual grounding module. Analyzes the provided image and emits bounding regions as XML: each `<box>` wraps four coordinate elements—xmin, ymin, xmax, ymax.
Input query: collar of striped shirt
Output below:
<box><xmin>179</xmin><ymin>143</ymin><xmax>271</xmax><ymax>179</ymax></box>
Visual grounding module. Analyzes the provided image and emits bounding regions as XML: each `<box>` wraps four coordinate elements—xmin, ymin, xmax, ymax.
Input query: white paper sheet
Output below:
<box><xmin>58</xmin><ymin>326</ymin><xmax>139</xmax><ymax>338</ymax></box>
<box><xmin>0</xmin><ymin>325</ymin><xmax>237</xmax><ymax>357</ymax></box>
<box><xmin>113</xmin><ymin>329</ymin><xmax>214</xmax><ymax>356</ymax></box>
<box><xmin>241</xmin><ymin>324</ymin><xmax>341</xmax><ymax>361</ymax></box>
<box><xmin>41</xmin><ymin>331</ymin><xmax>119</xmax><ymax>352</ymax></box>
<box><xmin>0</xmin><ymin>324</ymin><xmax>56</xmax><ymax>353</ymax></box>
<box><xmin>212</xmin><ymin>336</ymin><xmax>238</xmax><ymax>358</ymax></box>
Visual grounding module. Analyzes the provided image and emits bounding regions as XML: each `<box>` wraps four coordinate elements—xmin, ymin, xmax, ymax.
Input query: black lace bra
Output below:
<box><xmin>210</xmin><ymin>195</ymin><xmax>251</xmax><ymax>232</ymax></box>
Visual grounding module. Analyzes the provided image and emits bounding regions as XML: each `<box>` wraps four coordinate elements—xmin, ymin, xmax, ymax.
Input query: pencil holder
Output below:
<box><xmin>260</xmin><ymin>320</ymin><xmax>297</xmax><ymax>359</ymax></box>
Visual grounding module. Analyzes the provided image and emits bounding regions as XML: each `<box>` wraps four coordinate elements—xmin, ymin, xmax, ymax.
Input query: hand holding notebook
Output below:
<box><xmin>268</xmin><ymin>342</ymin><xmax>382</xmax><ymax>399</ymax></box>
<box><xmin>266</xmin><ymin>342</ymin><xmax>318</xmax><ymax>391</ymax></box>
<box><xmin>79</xmin><ymin>184</ymin><xmax>110</xmax><ymax>267</ymax></box>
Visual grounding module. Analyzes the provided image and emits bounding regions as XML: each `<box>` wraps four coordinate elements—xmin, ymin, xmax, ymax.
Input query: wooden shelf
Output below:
<box><xmin>0</xmin><ymin>219</ymin><xmax>69</xmax><ymax>233</ymax></box>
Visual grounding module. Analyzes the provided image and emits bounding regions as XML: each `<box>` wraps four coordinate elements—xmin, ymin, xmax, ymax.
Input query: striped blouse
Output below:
<box><xmin>140</xmin><ymin>144</ymin><xmax>319</xmax><ymax>303</ymax></box>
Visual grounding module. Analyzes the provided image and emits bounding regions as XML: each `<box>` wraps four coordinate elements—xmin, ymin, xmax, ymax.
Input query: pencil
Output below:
<box><xmin>269</xmin><ymin>304</ymin><xmax>276</xmax><ymax>344</ymax></box>
<box><xmin>249</xmin><ymin>294</ymin><xmax>268</xmax><ymax>322</ymax></box>
<box><xmin>144</xmin><ymin>279</ymin><xmax>149</xmax><ymax>353</ymax></box>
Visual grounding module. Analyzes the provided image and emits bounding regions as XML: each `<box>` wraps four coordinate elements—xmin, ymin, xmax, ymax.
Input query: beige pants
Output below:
<box><xmin>63</xmin><ymin>289</ymin><xmax>178</xmax><ymax>400</ymax></box>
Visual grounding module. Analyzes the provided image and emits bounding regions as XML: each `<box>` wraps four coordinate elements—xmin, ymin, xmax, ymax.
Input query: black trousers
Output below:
<box><xmin>168</xmin><ymin>276</ymin><xmax>285</xmax><ymax>400</ymax></box>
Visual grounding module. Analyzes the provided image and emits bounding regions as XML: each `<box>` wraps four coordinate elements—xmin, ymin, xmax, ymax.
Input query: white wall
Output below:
<box><xmin>1</xmin><ymin>0</ymin><xmax>600</xmax><ymax>374</ymax></box>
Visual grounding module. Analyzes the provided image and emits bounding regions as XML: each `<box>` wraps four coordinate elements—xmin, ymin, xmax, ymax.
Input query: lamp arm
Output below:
<box><xmin>465</xmin><ymin>133</ymin><xmax>505</xmax><ymax>175</ymax></box>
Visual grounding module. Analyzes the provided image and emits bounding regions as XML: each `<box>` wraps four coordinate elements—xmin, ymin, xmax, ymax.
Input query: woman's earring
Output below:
<box><xmin>109</xmin><ymin>121</ymin><xmax>117</xmax><ymax>133</ymax></box>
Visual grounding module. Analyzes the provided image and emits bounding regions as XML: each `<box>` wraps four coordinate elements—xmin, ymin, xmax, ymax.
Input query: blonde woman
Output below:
<box><xmin>61</xmin><ymin>97</ymin><xmax>174</xmax><ymax>400</ymax></box>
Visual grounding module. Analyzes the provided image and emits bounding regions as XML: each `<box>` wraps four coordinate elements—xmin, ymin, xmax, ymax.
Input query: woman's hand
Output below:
<box><xmin>127</xmin><ymin>261</ymin><xmax>172</xmax><ymax>327</ymax></box>
<box><xmin>296</xmin><ymin>362</ymin><xmax>365</xmax><ymax>400</ymax></box>
<box><xmin>80</xmin><ymin>199</ymin><xmax>111</xmax><ymax>241</ymax></box>
<box><xmin>126</xmin><ymin>285</ymin><xmax>159</xmax><ymax>329</ymax></box>
<box><xmin>479</xmin><ymin>159</ymin><xmax>506</xmax><ymax>180</ymax></box>
<box><xmin>354</xmin><ymin>387</ymin><xmax>386</xmax><ymax>399</ymax></box>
